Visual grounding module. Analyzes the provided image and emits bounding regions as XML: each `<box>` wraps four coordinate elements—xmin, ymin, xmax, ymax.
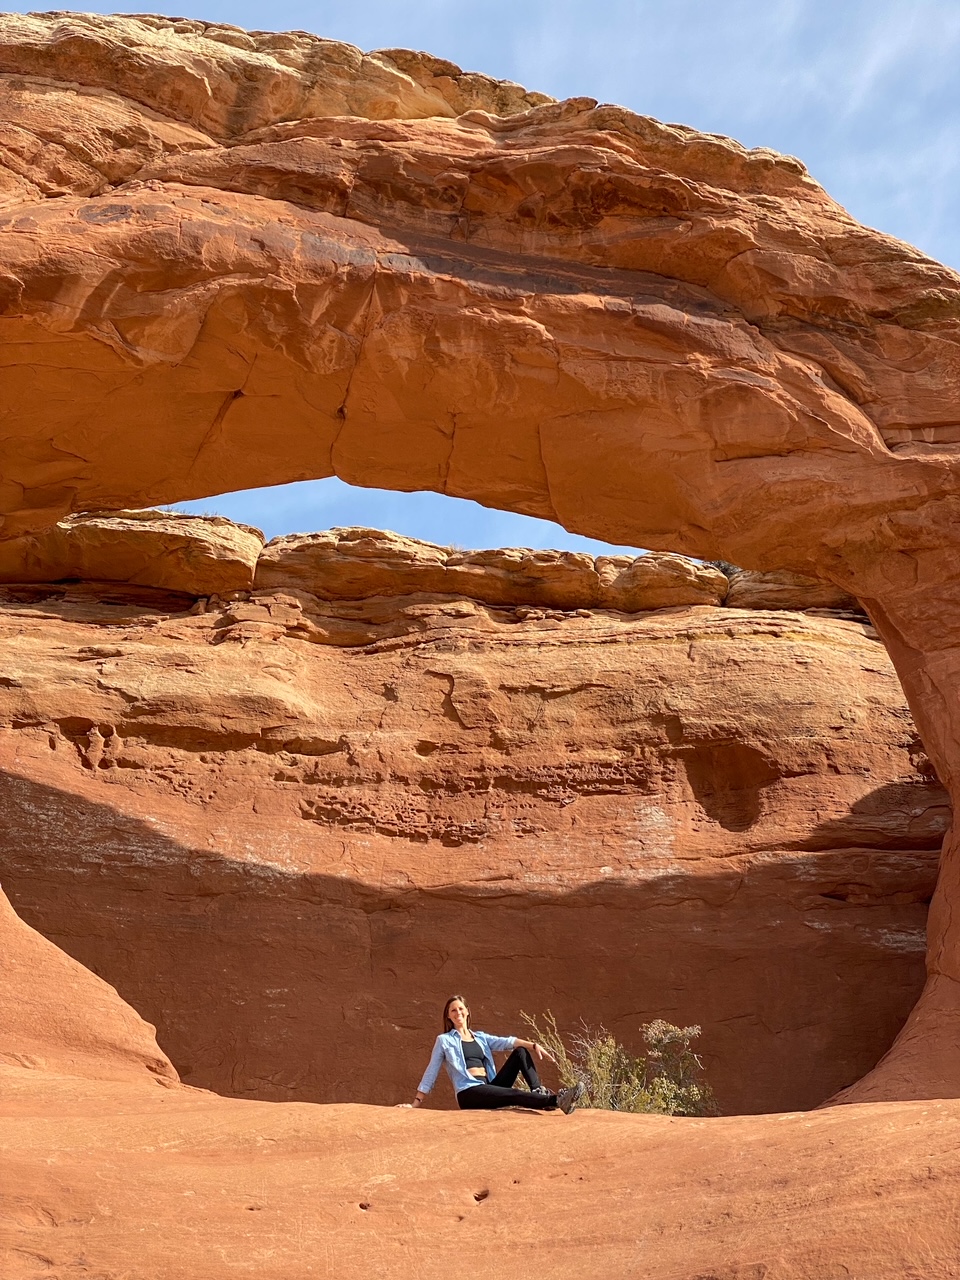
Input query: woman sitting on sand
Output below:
<box><xmin>400</xmin><ymin>994</ymin><xmax>584</xmax><ymax>1113</ymax></box>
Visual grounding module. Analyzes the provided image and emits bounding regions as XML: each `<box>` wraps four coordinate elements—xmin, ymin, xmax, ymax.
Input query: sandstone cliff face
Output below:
<box><xmin>2</xmin><ymin>768</ymin><xmax>956</xmax><ymax>1280</ymax></box>
<box><xmin>0</xmin><ymin>516</ymin><xmax>943</xmax><ymax>1117</ymax></box>
<box><xmin>256</xmin><ymin>527</ymin><xmax>729</xmax><ymax>610</ymax></box>
<box><xmin>726</xmin><ymin>570</ymin><xmax>859</xmax><ymax>613</ymax></box>
<box><xmin>0</xmin><ymin>510</ymin><xmax>263</xmax><ymax>595</ymax></box>
<box><xmin>3</xmin><ymin>12</ymin><xmax>960</xmax><ymax>1273</ymax></box>
<box><xmin>0</xmin><ymin>719</ymin><xmax>953</xmax><ymax>1280</ymax></box>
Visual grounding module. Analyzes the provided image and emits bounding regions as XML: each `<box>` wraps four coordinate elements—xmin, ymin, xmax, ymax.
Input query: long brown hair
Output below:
<box><xmin>442</xmin><ymin>994</ymin><xmax>470</xmax><ymax>1033</ymax></box>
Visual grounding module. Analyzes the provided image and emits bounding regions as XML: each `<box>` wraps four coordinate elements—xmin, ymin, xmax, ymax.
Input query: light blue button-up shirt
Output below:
<box><xmin>417</xmin><ymin>1029</ymin><xmax>517</xmax><ymax>1096</ymax></box>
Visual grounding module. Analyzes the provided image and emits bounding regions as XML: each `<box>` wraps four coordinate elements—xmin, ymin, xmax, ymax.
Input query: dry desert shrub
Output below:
<box><xmin>521</xmin><ymin>1011</ymin><xmax>719</xmax><ymax>1116</ymax></box>
<box><xmin>704</xmin><ymin>559</ymin><xmax>741</xmax><ymax>579</ymax></box>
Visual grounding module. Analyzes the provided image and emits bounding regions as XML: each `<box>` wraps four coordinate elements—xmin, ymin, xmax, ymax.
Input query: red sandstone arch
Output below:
<box><xmin>2</xmin><ymin>11</ymin><xmax>960</xmax><ymax>1102</ymax></box>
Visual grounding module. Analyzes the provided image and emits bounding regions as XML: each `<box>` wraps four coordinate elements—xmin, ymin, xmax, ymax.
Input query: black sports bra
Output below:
<box><xmin>461</xmin><ymin>1037</ymin><xmax>486</xmax><ymax>1073</ymax></box>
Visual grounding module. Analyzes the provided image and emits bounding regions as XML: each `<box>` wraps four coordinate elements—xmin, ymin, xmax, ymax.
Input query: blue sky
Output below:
<box><xmin>21</xmin><ymin>2</ymin><xmax>960</xmax><ymax>551</ymax></box>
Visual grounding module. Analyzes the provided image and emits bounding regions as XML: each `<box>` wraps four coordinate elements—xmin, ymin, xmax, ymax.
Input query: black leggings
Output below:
<box><xmin>457</xmin><ymin>1046</ymin><xmax>558</xmax><ymax>1110</ymax></box>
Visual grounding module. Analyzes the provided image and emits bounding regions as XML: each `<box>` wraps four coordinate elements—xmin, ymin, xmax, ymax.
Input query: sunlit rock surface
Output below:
<box><xmin>0</xmin><ymin>510</ymin><xmax>263</xmax><ymax>595</ymax></box>
<box><xmin>255</xmin><ymin>526</ymin><xmax>729</xmax><ymax>610</ymax></box>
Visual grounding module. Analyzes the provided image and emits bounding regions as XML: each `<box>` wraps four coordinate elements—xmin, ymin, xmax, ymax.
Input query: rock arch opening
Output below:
<box><xmin>173</xmin><ymin>476</ymin><xmax>647</xmax><ymax>555</ymax></box>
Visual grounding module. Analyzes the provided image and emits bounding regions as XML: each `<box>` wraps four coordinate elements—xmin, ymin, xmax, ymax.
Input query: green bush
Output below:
<box><xmin>520</xmin><ymin>1011</ymin><xmax>719</xmax><ymax>1116</ymax></box>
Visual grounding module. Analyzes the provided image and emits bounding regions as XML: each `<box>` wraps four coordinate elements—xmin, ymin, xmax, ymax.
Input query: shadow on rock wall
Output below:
<box><xmin>679</xmin><ymin>740</ymin><xmax>784</xmax><ymax>832</ymax></box>
<box><xmin>803</xmin><ymin>779</ymin><xmax>949</xmax><ymax>854</ymax></box>
<box><xmin>0</xmin><ymin>767</ymin><xmax>943</xmax><ymax>1115</ymax></box>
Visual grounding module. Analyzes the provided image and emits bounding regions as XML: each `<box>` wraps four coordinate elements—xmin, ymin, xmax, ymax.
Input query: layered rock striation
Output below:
<box><xmin>0</xmin><ymin>510</ymin><xmax>860</xmax><ymax>614</ymax></box>
<box><xmin>0</xmin><ymin>513</ymin><xmax>944</xmax><ymax>1118</ymax></box>
<box><xmin>256</xmin><ymin>526</ymin><xmax>730</xmax><ymax>611</ymax></box>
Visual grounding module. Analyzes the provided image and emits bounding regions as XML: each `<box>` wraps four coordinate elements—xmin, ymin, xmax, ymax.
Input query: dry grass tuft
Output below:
<box><xmin>521</xmin><ymin>1011</ymin><xmax>719</xmax><ymax>1116</ymax></box>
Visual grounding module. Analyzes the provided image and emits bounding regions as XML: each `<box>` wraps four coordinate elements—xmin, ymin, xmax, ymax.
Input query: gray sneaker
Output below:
<box><xmin>557</xmin><ymin>1082</ymin><xmax>584</xmax><ymax>1115</ymax></box>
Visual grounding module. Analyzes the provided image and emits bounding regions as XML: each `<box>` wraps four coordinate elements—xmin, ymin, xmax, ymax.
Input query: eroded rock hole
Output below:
<box><xmin>679</xmin><ymin>741</ymin><xmax>783</xmax><ymax>832</ymax></box>
<box><xmin>0</xmin><ymin>490</ymin><xmax>946</xmax><ymax>1118</ymax></box>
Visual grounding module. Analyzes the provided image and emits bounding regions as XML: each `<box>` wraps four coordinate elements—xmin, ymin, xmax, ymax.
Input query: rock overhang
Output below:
<box><xmin>1</xmin><ymin>11</ymin><xmax>960</xmax><ymax>586</ymax></box>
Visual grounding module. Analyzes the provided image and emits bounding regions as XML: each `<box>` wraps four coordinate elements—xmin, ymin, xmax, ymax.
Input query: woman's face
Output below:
<box><xmin>447</xmin><ymin>999</ymin><xmax>469</xmax><ymax>1031</ymax></box>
